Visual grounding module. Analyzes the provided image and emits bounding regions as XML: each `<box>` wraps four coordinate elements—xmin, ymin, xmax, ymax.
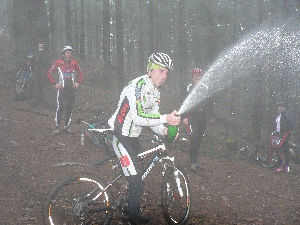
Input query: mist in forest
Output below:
<box><xmin>178</xmin><ymin>14</ymin><xmax>300</xmax><ymax>116</ymax></box>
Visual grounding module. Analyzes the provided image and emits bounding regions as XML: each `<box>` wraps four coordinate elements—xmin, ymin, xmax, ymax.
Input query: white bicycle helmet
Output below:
<box><xmin>148</xmin><ymin>53</ymin><xmax>173</xmax><ymax>71</ymax></box>
<box><xmin>61</xmin><ymin>46</ymin><xmax>73</xmax><ymax>53</ymax></box>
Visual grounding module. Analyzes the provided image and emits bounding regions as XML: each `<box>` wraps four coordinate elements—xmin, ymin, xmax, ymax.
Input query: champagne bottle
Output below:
<box><xmin>167</xmin><ymin>125</ymin><xmax>178</xmax><ymax>143</ymax></box>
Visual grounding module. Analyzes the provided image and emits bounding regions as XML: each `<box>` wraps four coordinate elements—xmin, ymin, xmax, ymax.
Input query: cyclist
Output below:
<box><xmin>274</xmin><ymin>102</ymin><xmax>293</xmax><ymax>173</ymax></box>
<box><xmin>108</xmin><ymin>53</ymin><xmax>181</xmax><ymax>225</ymax></box>
<box><xmin>47</xmin><ymin>46</ymin><xmax>84</xmax><ymax>134</ymax></box>
<box><xmin>182</xmin><ymin>68</ymin><xmax>214</xmax><ymax>172</ymax></box>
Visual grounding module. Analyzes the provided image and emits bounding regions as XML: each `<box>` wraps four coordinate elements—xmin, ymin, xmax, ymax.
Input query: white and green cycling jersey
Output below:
<box><xmin>108</xmin><ymin>74</ymin><xmax>167</xmax><ymax>137</ymax></box>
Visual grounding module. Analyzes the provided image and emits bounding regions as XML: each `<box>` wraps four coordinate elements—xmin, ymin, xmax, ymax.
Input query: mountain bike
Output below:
<box><xmin>14</xmin><ymin>53</ymin><xmax>35</xmax><ymax>100</ymax></box>
<box><xmin>78</xmin><ymin>115</ymin><xmax>112</xmax><ymax>152</ymax></box>
<box><xmin>254</xmin><ymin>133</ymin><xmax>300</xmax><ymax>168</ymax></box>
<box><xmin>45</xmin><ymin>119</ymin><xmax>191</xmax><ymax>225</ymax></box>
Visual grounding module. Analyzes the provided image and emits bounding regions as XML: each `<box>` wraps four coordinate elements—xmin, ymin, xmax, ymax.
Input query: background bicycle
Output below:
<box><xmin>45</xmin><ymin>120</ymin><xmax>191</xmax><ymax>225</ymax></box>
<box><xmin>14</xmin><ymin>53</ymin><xmax>35</xmax><ymax>100</ymax></box>
<box><xmin>78</xmin><ymin>114</ymin><xmax>113</xmax><ymax>149</ymax></box>
<box><xmin>239</xmin><ymin>135</ymin><xmax>300</xmax><ymax>168</ymax></box>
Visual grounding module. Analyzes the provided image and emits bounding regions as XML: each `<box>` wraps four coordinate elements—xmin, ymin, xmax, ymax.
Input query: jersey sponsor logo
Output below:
<box><xmin>117</xmin><ymin>99</ymin><xmax>130</xmax><ymax>124</ymax></box>
<box><xmin>120</xmin><ymin>155</ymin><xmax>130</xmax><ymax>167</ymax></box>
<box><xmin>135</xmin><ymin>87</ymin><xmax>142</xmax><ymax>100</ymax></box>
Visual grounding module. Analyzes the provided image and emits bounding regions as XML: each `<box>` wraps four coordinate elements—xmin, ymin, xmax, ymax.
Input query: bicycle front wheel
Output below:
<box><xmin>14</xmin><ymin>69</ymin><xmax>27</xmax><ymax>94</ymax></box>
<box><xmin>255</xmin><ymin>145</ymin><xmax>280</xmax><ymax>168</ymax></box>
<box><xmin>44</xmin><ymin>173</ymin><xmax>113</xmax><ymax>225</ymax></box>
<box><xmin>161</xmin><ymin>167</ymin><xmax>191</xmax><ymax>225</ymax></box>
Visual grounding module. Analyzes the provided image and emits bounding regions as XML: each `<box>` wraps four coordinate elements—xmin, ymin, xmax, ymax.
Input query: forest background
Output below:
<box><xmin>0</xmin><ymin>0</ymin><xmax>300</xmax><ymax>145</ymax></box>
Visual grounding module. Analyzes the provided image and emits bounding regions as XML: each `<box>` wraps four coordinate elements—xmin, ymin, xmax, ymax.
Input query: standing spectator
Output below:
<box><xmin>47</xmin><ymin>46</ymin><xmax>84</xmax><ymax>134</ymax></box>
<box><xmin>108</xmin><ymin>53</ymin><xmax>181</xmax><ymax>225</ymax></box>
<box><xmin>274</xmin><ymin>102</ymin><xmax>293</xmax><ymax>173</ymax></box>
<box><xmin>182</xmin><ymin>68</ymin><xmax>214</xmax><ymax>173</ymax></box>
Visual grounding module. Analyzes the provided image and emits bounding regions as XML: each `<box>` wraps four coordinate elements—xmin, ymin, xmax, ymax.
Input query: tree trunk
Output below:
<box><xmin>103</xmin><ymin>0</ymin><xmax>111</xmax><ymax>87</ymax></box>
<box><xmin>12</xmin><ymin>0</ymin><xmax>50</xmax><ymax>106</ymax></box>
<box><xmin>148</xmin><ymin>0</ymin><xmax>154</xmax><ymax>53</ymax></box>
<box><xmin>115</xmin><ymin>0</ymin><xmax>124</xmax><ymax>91</ymax></box>
<box><xmin>138</xmin><ymin>0</ymin><xmax>144</xmax><ymax>76</ymax></box>
<box><xmin>177</xmin><ymin>0</ymin><xmax>188</xmax><ymax>97</ymax></box>
<box><xmin>65</xmin><ymin>0</ymin><xmax>72</xmax><ymax>45</ymax></box>
<box><xmin>79</xmin><ymin>0</ymin><xmax>85</xmax><ymax>60</ymax></box>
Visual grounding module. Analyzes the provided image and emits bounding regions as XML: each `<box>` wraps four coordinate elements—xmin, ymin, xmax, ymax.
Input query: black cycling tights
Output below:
<box><xmin>126</xmin><ymin>174</ymin><xmax>144</xmax><ymax>224</ymax></box>
<box><xmin>114</xmin><ymin>132</ymin><xmax>144</xmax><ymax>224</ymax></box>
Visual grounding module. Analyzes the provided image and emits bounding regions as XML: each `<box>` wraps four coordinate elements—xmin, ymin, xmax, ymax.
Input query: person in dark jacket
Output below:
<box><xmin>182</xmin><ymin>68</ymin><xmax>214</xmax><ymax>172</ymax></box>
<box><xmin>274</xmin><ymin>102</ymin><xmax>293</xmax><ymax>173</ymax></box>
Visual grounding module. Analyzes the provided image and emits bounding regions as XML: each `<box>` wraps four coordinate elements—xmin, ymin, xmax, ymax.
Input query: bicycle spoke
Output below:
<box><xmin>161</xmin><ymin>168</ymin><xmax>190</xmax><ymax>225</ymax></box>
<box><xmin>45</xmin><ymin>174</ymin><xmax>113</xmax><ymax>225</ymax></box>
<box><xmin>255</xmin><ymin>145</ymin><xmax>279</xmax><ymax>168</ymax></box>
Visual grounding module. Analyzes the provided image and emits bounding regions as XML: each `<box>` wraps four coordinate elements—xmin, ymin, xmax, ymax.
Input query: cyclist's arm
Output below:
<box><xmin>129</xmin><ymin>84</ymin><xmax>167</xmax><ymax>127</ymax></box>
<box><xmin>47</xmin><ymin>62</ymin><xmax>58</xmax><ymax>84</ymax></box>
<box><xmin>150</xmin><ymin>124</ymin><xmax>166</xmax><ymax>136</ymax></box>
<box><xmin>73</xmin><ymin>60</ymin><xmax>84</xmax><ymax>83</ymax></box>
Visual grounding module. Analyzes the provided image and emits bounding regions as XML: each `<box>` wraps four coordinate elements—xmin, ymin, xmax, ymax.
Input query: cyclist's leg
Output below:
<box><xmin>126</xmin><ymin>174</ymin><xmax>143</xmax><ymax>224</ymax></box>
<box><xmin>274</xmin><ymin>147</ymin><xmax>283</xmax><ymax>165</ymax></box>
<box><xmin>189</xmin><ymin>117</ymin><xmax>207</xmax><ymax>169</ymax></box>
<box><xmin>189</xmin><ymin>118</ymin><xmax>201</xmax><ymax>164</ymax></box>
<box><xmin>64</xmin><ymin>86</ymin><xmax>75</xmax><ymax>126</ymax></box>
<box><xmin>55</xmin><ymin>89</ymin><xmax>64</xmax><ymax>127</ymax></box>
<box><xmin>282</xmin><ymin>141</ymin><xmax>290</xmax><ymax>167</ymax></box>
<box><xmin>112</xmin><ymin>133</ymin><xmax>144</xmax><ymax>224</ymax></box>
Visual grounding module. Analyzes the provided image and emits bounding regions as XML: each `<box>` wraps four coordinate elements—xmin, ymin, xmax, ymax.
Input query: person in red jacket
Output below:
<box><xmin>47</xmin><ymin>46</ymin><xmax>84</xmax><ymax>134</ymax></box>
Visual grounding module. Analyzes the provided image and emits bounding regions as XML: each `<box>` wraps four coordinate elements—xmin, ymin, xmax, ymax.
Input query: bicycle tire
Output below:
<box><xmin>44</xmin><ymin>173</ymin><xmax>113</xmax><ymax>225</ymax></box>
<box><xmin>14</xmin><ymin>68</ymin><xmax>27</xmax><ymax>94</ymax></box>
<box><xmin>161</xmin><ymin>167</ymin><xmax>191</xmax><ymax>225</ymax></box>
<box><xmin>238</xmin><ymin>147</ymin><xmax>253</xmax><ymax>161</ymax></box>
<box><xmin>254</xmin><ymin>145</ymin><xmax>280</xmax><ymax>168</ymax></box>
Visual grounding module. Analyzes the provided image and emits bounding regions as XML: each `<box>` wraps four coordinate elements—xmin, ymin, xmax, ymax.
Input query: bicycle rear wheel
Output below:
<box><xmin>44</xmin><ymin>173</ymin><xmax>113</xmax><ymax>225</ymax></box>
<box><xmin>161</xmin><ymin>167</ymin><xmax>190</xmax><ymax>225</ymax></box>
<box><xmin>255</xmin><ymin>145</ymin><xmax>280</xmax><ymax>168</ymax></box>
<box><xmin>14</xmin><ymin>69</ymin><xmax>27</xmax><ymax>94</ymax></box>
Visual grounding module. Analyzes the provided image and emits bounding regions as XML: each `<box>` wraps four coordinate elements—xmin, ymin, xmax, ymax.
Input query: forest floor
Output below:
<box><xmin>1</xmin><ymin>76</ymin><xmax>300</xmax><ymax>225</ymax></box>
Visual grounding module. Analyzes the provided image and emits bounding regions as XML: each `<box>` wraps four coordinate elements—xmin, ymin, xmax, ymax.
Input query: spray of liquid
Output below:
<box><xmin>178</xmin><ymin>14</ymin><xmax>300</xmax><ymax>116</ymax></box>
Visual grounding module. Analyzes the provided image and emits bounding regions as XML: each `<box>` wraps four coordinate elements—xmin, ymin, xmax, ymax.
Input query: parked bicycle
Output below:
<box><xmin>79</xmin><ymin>115</ymin><xmax>112</xmax><ymax>152</ymax></box>
<box><xmin>45</xmin><ymin>118</ymin><xmax>191</xmax><ymax>225</ymax></box>
<box><xmin>14</xmin><ymin>53</ymin><xmax>35</xmax><ymax>100</ymax></box>
<box><xmin>254</xmin><ymin>134</ymin><xmax>300</xmax><ymax>168</ymax></box>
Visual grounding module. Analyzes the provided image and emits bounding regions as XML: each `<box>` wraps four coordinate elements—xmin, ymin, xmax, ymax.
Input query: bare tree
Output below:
<box><xmin>148</xmin><ymin>0</ymin><xmax>154</xmax><ymax>53</ymax></box>
<box><xmin>177</xmin><ymin>0</ymin><xmax>188</xmax><ymax>97</ymax></box>
<box><xmin>65</xmin><ymin>0</ymin><xmax>72</xmax><ymax>45</ymax></box>
<box><xmin>79</xmin><ymin>0</ymin><xmax>85</xmax><ymax>60</ymax></box>
<box><xmin>138</xmin><ymin>0</ymin><xmax>144</xmax><ymax>75</ymax></box>
<box><xmin>103</xmin><ymin>0</ymin><xmax>111</xmax><ymax>87</ymax></box>
<box><xmin>115</xmin><ymin>0</ymin><xmax>124</xmax><ymax>91</ymax></box>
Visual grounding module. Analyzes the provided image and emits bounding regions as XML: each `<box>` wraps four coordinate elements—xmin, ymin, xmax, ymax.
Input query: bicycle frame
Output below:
<box><xmin>268</xmin><ymin>135</ymin><xmax>283</xmax><ymax>165</ymax></box>
<box><xmin>20</xmin><ymin>60</ymin><xmax>34</xmax><ymax>83</ymax></box>
<box><xmin>46</xmin><ymin>123</ymin><xmax>190</xmax><ymax>225</ymax></box>
<box><xmin>89</xmin><ymin>134</ymin><xmax>184</xmax><ymax>203</ymax></box>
